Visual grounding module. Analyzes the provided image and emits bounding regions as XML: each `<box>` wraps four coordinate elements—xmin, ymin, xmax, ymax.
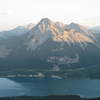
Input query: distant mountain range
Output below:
<box><xmin>0</xmin><ymin>23</ymin><xmax>34</xmax><ymax>39</ymax></box>
<box><xmin>91</xmin><ymin>26</ymin><xmax>100</xmax><ymax>32</ymax></box>
<box><xmin>0</xmin><ymin>18</ymin><xmax>100</xmax><ymax>78</ymax></box>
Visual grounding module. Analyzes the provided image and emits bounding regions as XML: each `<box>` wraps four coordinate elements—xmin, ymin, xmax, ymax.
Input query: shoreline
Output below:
<box><xmin>0</xmin><ymin>95</ymin><xmax>100</xmax><ymax>100</ymax></box>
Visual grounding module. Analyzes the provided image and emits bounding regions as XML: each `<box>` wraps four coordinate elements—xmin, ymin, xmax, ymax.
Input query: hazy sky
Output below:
<box><xmin>0</xmin><ymin>0</ymin><xmax>100</xmax><ymax>31</ymax></box>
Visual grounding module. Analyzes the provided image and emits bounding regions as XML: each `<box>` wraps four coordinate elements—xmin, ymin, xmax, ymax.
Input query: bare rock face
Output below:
<box><xmin>26</xmin><ymin>18</ymin><xmax>95</xmax><ymax>51</ymax></box>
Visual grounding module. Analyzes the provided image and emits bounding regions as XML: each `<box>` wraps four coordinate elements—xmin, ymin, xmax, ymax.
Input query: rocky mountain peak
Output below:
<box><xmin>38</xmin><ymin>18</ymin><xmax>52</xmax><ymax>26</ymax></box>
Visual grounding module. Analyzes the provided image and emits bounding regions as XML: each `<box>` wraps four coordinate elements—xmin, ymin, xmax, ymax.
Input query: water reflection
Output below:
<box><xmin>0</xmin><ymin>78</ymin><xmax>100</xmax><ymax>98</ymax></box>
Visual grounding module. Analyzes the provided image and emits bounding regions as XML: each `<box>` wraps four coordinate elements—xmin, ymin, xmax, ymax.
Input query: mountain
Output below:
<box><xmin>91</xmin><ymin>26</ymin><xmax>100</xmax><ymax>32</ymax></box>
<box><xmin>89</xmin><ymin>26</ymin><xmax>100</xmax><ymax>45</ymax></box>
<box><xmin>0</xmin><ymin>23</ymin><xmax>35</xmax><ymax>39</ymax></box>
<box><xmin>26</xmin><ymin>18</ymin><xmax>95</xmax><ymax>50</ymax></box>
<box><xmin>67</xmin><ymin>22</ymin><xmax>89</xmax><ymax>33</ymax></box>
<box><xmin>24</xmin><ymin>23</ymin><xmax>35</xmax><ymax>30</ymax></box>
<box><xmin>0</xmin><ymin>18</ymin><xmax>100</xmax><ymax>78</ymax></box>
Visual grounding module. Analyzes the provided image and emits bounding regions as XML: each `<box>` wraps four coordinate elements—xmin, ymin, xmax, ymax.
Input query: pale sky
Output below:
<box><xmin>0</xmin><ymin>0</ymin><xmax>100</xmax><ymax>31</ymax></box>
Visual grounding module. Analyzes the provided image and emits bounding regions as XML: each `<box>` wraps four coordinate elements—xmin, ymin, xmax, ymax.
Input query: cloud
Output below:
<box><xmin>0</xmin><ymin>10</ymin><xmax>12</xmax><ymax>15</ymax></box>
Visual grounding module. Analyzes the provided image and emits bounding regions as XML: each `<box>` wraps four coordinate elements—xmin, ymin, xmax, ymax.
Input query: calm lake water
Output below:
<box><xmin>0</xmin><ymin>78</ymin><xmax>100</xmax><ymax>98</ymax></box>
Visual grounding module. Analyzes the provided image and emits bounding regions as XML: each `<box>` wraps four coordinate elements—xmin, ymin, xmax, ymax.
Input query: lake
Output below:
<box><xmin>0</xmin><ymin>78</ymin><xmax>100</xmax><ymax>98</ymax></box>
